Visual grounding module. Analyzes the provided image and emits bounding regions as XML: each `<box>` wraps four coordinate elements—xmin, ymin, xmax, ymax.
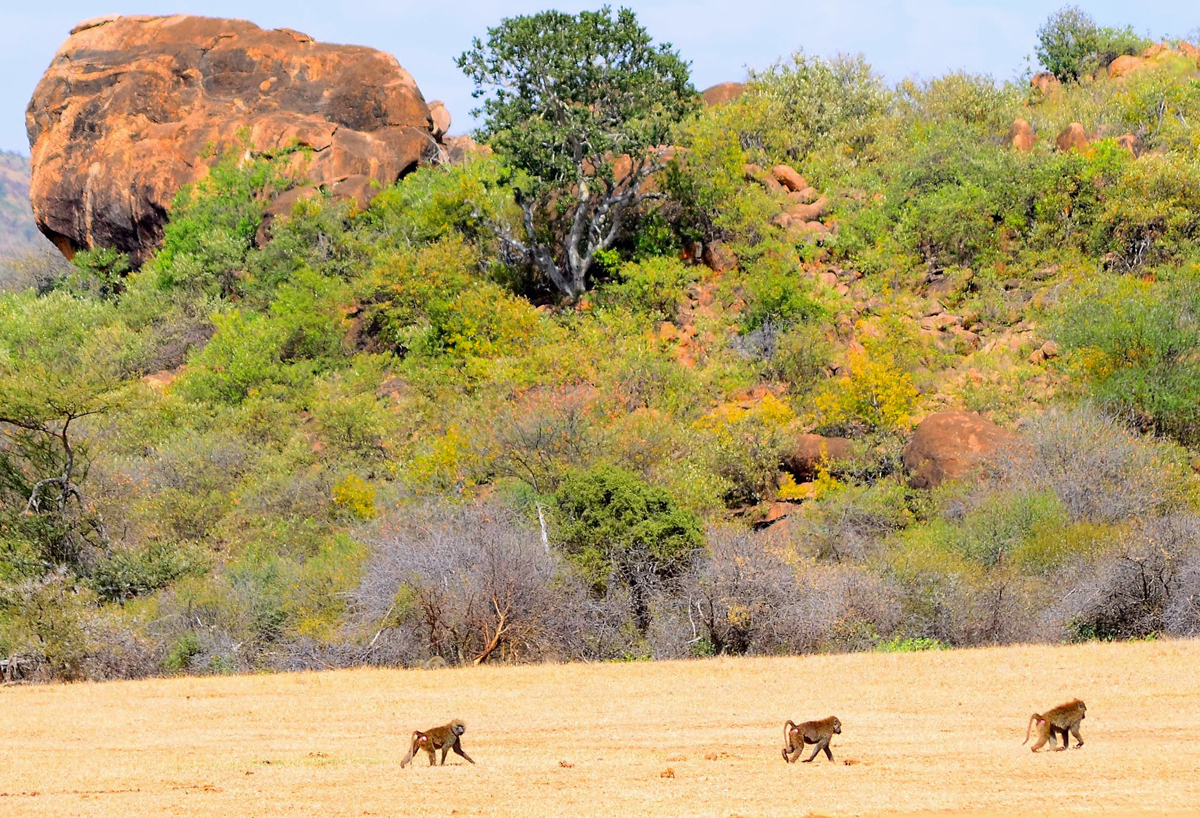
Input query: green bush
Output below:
<box><xmin>554</xmin><ymin>464</ymin><xmax>703</xmax><ymax>632</ymax></box>
<box><xmin>599</xmin><ymin>257</ymin><xmax>696</xmax><ymax>323</ymax></box>
<box><xmin>1053</xmin><ymin>275</ymin><xmax>1200</xmax><ymax>445</ymax></box>
<box><xmin>876</xmin><ymin>635</ymin><xmax>949</xmax><ymax>652</ymax></box>
<box><xmin>747</xmin><ymin>50</ymin><xmax>891</xmax><ymax>159</ymax></box>
<box><xmin>88</xmin><ymin>540</ymin><xmax>208</xmax><ymax>602</ymax></box>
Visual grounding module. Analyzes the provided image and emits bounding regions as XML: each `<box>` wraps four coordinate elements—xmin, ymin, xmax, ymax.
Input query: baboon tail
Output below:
<box><xmin>399</xmin><ymin>731</ymin><xmax>420</xmax><ymax>768</ymax></box>
<box><xmin>1023</xmin><ymin>714</ymin><xmax>1038</xmax><ymax>745</ymax></box>
<box><xmin>784</xmin><ymin>720</ymin><xmax>797</xmax><ymax>744</ymax></box>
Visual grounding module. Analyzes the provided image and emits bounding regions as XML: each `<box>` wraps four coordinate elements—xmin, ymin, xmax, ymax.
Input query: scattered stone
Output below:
<box><xmin>1116</xmin><ymin>132</ymin><xmax>1144</xmax><ymax>157</ymax></box>
<box><xmin>1030</xmin><ymin>72</ymin><xmax>1061</xmax><ymax>97</ymax></box>
<box><xmin>702</xmin><ymin>241</ymin><xmax>738</xmax><ymax>272</ymax></box>
<box><xmin>772</xmin><ymin>164</ymin><xmax>807</xmax><ymax>192</ymax></box>
<box><xmin>1108</xmin><ymin>54</ymin><xmax>1145</xmax><ymax>78</ymax></box>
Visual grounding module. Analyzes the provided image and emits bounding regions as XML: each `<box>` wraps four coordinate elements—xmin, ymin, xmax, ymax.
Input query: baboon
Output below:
<box><xmin>782</xmin><ymin>716</ymin><xmax>842</xmax><ymax>763</ymax></box>
<box><xmin>1024</xmin><ymin>699</ymin><xmax>1086</xmax><ymax>752</ymax></box>
<box><xmin>400</xmin><ymin>719</ymin><xmax>475</xmax><ymax>767</ymax></box>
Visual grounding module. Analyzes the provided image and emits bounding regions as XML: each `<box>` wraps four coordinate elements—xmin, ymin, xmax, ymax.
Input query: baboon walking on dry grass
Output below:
<box><xmin>1024</xmin><ymin>699</ymin><xmax>1086</xmax><ymax>752</ymax></box>
<box><xmin>782</xmin><ymin>716</ymin><xmax>841</xmax><ymax>763</ymax></box>
<box><xmin>400</xmin><ymin>719</ymin><xmax>475</xmax><ymax>767</ymax></box>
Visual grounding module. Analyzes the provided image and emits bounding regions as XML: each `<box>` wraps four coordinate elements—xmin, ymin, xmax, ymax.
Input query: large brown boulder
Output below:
<box><xmin>26</xmin><ymin>15</ymin><xmax>439</xmax><ymax>265</ymax></box>
<box><xmin>902</xmin><ymin>410</ymin><xmax>1019</xmax><ymax>489</ymax></box>
<box><xmin>1108</xmin><ymin>54</ymin><xmax>1146</xmax><ymax>78</ymax></box>
<box><xmin>701</xmin><ymin>82</ymin><xmax>745</xmax><ymax>107</ymax></box>
<box><xmin>1030</xmin><ymin>72</ymin><xmax>1061</xmax><ymax>97</ymax></box>
<box><xmin>782</xmin><ymin>433</ymin><xmax>855</xmax><ymax>480</ymax></box>
<box><xmin>1055</xmin><ymin>122</ymin><xmax>1090</xmax><ymax>153</ymax></box>
<box><xmin>1008</xmin><ymin>119</ymin><xmax>1036</xmax><ymax>152</ymax></box>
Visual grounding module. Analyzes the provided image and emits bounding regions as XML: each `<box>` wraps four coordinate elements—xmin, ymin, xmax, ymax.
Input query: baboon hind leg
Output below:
<box><xmin>803</xmin><ymin>738</ymin><xmax>828</xmax><ymax>763</ymax></box>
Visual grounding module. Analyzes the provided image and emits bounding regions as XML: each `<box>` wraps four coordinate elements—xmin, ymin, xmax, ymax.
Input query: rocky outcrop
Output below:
<box><xmin>902</xmin><ymin>410</ymin><xmax>1019</xmax><ymax>489</ymax></box>
<box><xmin>26</xmin><ymin>15</ymin><xmax>440</xmax><ymax>265</ymax></box>
<box><xmin>701</xmin><ymin>82</ymin><xmax>745</xmax><ymax>107</ymax></box>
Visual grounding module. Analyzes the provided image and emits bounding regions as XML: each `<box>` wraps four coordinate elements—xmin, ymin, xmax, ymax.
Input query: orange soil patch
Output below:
<box><xmin>2</xmin><ymin>639</ymin><xmax>1199</xmax><ymax>817</ymax></box>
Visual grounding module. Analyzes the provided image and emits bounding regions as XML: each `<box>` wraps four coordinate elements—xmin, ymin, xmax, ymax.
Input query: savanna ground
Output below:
<box><xmin>2</xmin><ymin>639</ymin><xmax>1198</xmax><ymax>817</ymax></box>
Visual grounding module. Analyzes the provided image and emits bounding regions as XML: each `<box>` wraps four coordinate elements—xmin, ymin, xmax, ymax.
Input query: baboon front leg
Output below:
<box><xmin>1070</xmin><ymin>725</ymin><xmax>1084</xmax><ymax>748</ymax></box>
<box><xmin>452</xmin><ymin>740</ymin><xmax>475</xmax><ymax>764</ymax></box>
<box><xmin>823</xmin><ymin>744</ymin><xmax>834</xmax><ymax>761</ymax></box>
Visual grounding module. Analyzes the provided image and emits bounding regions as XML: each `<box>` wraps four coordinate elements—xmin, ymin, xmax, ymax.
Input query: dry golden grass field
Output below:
<box><xmin>3</xmin><ymin>639</ymin><xmax>1199</xmax><ymax>817</ymax></box>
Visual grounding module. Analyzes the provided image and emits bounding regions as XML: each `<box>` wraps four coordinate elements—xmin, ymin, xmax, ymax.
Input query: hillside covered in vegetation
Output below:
<box><xmin>3</xmin><ymin>6</ymin><xmax>1200</xmax><ymax>681</ymax></box>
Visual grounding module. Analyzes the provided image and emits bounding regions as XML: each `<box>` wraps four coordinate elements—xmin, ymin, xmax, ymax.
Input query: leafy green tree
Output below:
<box><xmin>457</xmin><ymin>6</ymin><xmax>697</xmax><ymax>298</ymax></box>
<box><xmin>553</xmin><ymin>464</ymin><xmax>702</xmax><ymax>633</ymax></box>
<box><xmin>0</xmin><ymin>292</ymin><xmax>127</xmax><ymax>566</ymax></box>
<box><xmin>1036</xmin><ymin>6</ymin><xmax>1100</xmax><ymax>81</ymax></box>
<box><xmin>1035</xmin><ymin>6</ymin><xmax>1148</xmax><ymax>82</ymax></box>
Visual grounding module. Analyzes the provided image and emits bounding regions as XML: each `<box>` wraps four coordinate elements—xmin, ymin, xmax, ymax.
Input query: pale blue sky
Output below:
<box><xmin>2</xmin><ymin>1</ymin><xmax>1196</xmax><ymax>153</ymax></box>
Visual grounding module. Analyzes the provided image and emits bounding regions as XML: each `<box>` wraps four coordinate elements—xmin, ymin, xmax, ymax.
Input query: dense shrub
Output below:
<box><xmin>554</xmin><ymin>465</ymin><xmax>703</xmax><ymax>633</ymax></box>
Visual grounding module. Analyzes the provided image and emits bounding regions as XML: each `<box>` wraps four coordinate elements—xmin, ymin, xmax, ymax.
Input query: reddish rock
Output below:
<box><xmin>902</xmin><ymin>410</ymin><xmax>1019</xmax><ymax>489</ymax></box>
<box><xmin>1055</xmin><ymin>123</ymin><xmax>1090</xmax><ymax>153</ymax></box>
<box><xmin>1108</xmin><ymin>54</ymin><xmax>1145</xmax><ymax>78</ymax></box>
<box><xmin>702</xmin><ymin>241</ymin><xmax>738</xmax><ymax>272</ymax></box>
<box><xmin>780</xmin><ymin>194</ymin><xmax>828</xmax><ymax>224</ymax></box>
<box><xmin>1115</xmin><ymin>132</ymin><xmax>1144</xmax><ymax>157</ymax></box>
<box><xmin>427</xmin><ymin>101</ymin><xmax>452</xmax><ymax>139</ymax></box>
<box><xmin>764</xmin><ymin>500</ymin><xmax>800</xmax><ymax>525</ymax></box>
<box><xmin>786</xmin><ymin>221</ymin><xmax>831</xmax><ymax>243</ymax></box>
<box><xmin>1030</xmin><ymin>72</ymin><xmax>1061</xmax><ymax>97</ymax></box>
<box><xmin>772</xmin><ymin>164</ymin><xmax>807</xmax><ymax>192</ymax></box>
<box><xmin>1008</xmin><ymin>119</ymin><xmax>1036</xmax><ymax>151</ymax></box>
<box><xmin>782</xmin><ymin>433</ymin><xmax>855</xmax><ymax>480</ymax></box>
<box><xmin>701</xmin><ymin>82</ymin><xmax>746</xmax><ymax>107</ymax></box>
<box><xmin>442</xmin><ymin>134</ymin><xmax>492</xmax><ymax>164</ymax></box>
<box><xmin>26</xmin><ymin>15</ymin><xmax>438</xmax><ymax>265</ymax></box>
<box><xmin>791</xmin><ymin>185</ymin><xmax>820</xmax><ymax>204</ymax></box>
<box><xmin>1140</xmin><ymin>43</ymin><xmax>1170</xmax><ymax>60</ymax></box>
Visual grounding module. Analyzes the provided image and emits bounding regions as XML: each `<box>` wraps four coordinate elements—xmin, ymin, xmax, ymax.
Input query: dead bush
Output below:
<box><xmin>1058</xmin><ymin>514</ymin><xmax>1200</xmax><ymax>640</ymax></box>
<box><xmin>996</xmin><ymin>405</ymin><xmax>1191</xmax><ymax>523</ymax></box>
<box><xmin>352</xmin><ymin>502</ymin><xmax>594</xmax><ymax>666</ymax></box>
<box><xmin>681</xmin><ymin>525</ymin><xmax>901</xmax><ymax>655</ymax></box>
